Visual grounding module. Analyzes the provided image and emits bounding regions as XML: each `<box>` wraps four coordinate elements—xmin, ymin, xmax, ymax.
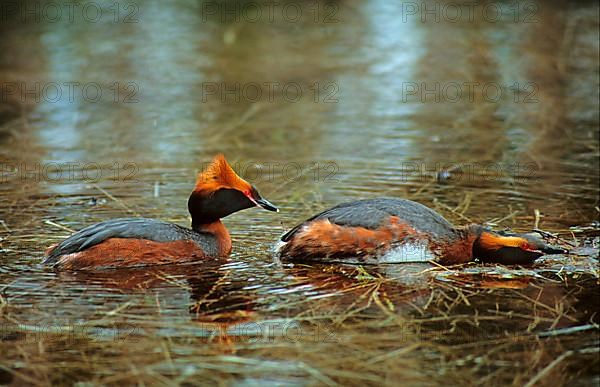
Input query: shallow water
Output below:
<box><xmin>0</xmin><ymin>0</ymin><xmax>599</xmax><ymax>385</ymax></box>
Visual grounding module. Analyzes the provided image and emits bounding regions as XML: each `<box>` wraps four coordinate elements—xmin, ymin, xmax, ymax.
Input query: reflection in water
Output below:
<box><xmin>56</xmin><ymin>261</ymin><xmax>258</xmax><ymax>343</ymax></box>
<box><xmin>0</xmin><ymin>0</ymin><xmax>598</xmax><ymax>385</ymax></box>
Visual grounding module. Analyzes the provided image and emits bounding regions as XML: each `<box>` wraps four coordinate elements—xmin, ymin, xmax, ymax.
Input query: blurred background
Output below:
<box><xmin>0</xmin><ymin>0</ymin><xmax>598</xmax><ymax>230</ymax></box>
<box><xmin>0</xmin><ymin>0</ymin><xmax>598</xmax><ymax>385</ymax></box>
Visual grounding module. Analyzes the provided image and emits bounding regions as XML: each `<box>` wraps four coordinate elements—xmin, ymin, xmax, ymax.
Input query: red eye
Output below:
<box><xmin>522</xmin><ymin>243</ymin><xmax>530</xmax><ymax>250</ymax></box>
<box><xmin>243</xmin><ymin>189</ymin><xmax>251</xmax><ymax>197</ymax></box>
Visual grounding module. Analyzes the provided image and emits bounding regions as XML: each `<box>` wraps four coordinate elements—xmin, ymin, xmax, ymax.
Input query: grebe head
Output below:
<box><xmin>473</xmin><ymin>228</ymin><xmax>566</xmax><ymax>265</ymax></box>
<box><xmin>188</xmin><ymin>154</ymin><xmax>278</xmax><ymax>226</ymax></box>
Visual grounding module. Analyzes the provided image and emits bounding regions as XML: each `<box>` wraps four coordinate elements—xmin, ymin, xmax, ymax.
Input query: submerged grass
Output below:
<box><xmin>0</xmin><ymin>180</ymin><xmax>598</xmax><ymax>386</ymax></box>
<box><xmin>0</xmin><ymin>254</ymin><xmax>598</xmax><ymax>385</ymax></box>
<box><xmin>0</xmin><ymin>171</ymin><xmax>598</xmax><ymax>386</ymax></box>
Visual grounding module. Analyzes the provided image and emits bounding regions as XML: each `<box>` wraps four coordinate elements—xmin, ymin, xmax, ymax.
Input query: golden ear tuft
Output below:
<box><xmin>194</xmin><ymin>154</ymin><xmax>249</xmax><ymax>192</ymax></box>
<box><xmin>479</xmin><ymin>232</ymin><xmax>527</xmax><ymax>251</ymax></box>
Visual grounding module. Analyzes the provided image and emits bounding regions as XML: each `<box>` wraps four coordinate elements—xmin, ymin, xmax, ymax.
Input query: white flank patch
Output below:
<box><xmin>378</xmin><ymin>243</ymin><xmax>435</xmax><ymax>263</ymax></box>
<box><xmin>273</xmin><ymin>240</ymin><xmax>286</xmax><ymax>255</ymax></box>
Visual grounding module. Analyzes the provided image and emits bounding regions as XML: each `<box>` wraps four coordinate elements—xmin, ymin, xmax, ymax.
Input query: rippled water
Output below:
<box><xmin>1</xmin><ymin>0</ymin><xmax>598</xmax><ymax>385</ymax></box>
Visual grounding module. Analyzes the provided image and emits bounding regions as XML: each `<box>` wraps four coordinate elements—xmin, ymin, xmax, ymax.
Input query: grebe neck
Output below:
<box><xmin>192</xmin><ymin>220</ymin><xmax>232</xmax><ymax>256</ymax></box>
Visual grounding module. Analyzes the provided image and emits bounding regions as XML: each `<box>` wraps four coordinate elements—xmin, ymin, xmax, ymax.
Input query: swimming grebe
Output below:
<box><xmin>44</xmin><ymin>154</ymin><xmax>278</xmax><ymax>270</ymax></box>
<box><xmin>277</xmin><ymin>198</ymin><xmax>564</xmax><ymax>265</ymax></box>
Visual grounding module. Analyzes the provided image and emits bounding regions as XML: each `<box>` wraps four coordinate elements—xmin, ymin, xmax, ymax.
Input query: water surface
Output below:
<box><xmin>0</xmin><ymin>0</ymin><xmax>598</xmax><ymax>385</ymax></box>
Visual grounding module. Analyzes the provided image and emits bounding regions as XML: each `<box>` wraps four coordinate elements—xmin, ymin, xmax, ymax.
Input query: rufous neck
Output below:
<box><xmin>467</xmin><ymin>225</ymin><xmax>508</xmax><ymax>258</ymax></box>
<box><xmin>193</xmin><ymin>220</ymin><xmax>232</xmax><ymax>256</ymax></box>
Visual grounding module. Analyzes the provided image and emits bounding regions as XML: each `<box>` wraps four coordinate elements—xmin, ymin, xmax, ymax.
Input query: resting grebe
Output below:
<box><xmin>44</xmin><ymin>154</ymin><xmax>278</xmax><ymax>270</ymax></box>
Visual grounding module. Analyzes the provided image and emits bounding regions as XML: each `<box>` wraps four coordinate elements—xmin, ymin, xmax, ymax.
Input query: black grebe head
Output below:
<box><xmin>473</xmin><ymin>228</ymin><xmax>566</xmax><ymax>265</ymax></box>
<box><xmin>188</xmin><ymin>154</ymin><xmax>278</xmax><ymax>227</ymax></box>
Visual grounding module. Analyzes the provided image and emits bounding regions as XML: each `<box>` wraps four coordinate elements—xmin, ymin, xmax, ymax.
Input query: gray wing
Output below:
<box><xmin>281</xmin><ymin>198</ymin><xmax>457</xmax><ymax>241</ymax></box>
<box><xmin>44</xmin><ymin>218</ymin><xmax>201</xmax><ymax>264</ymax></box>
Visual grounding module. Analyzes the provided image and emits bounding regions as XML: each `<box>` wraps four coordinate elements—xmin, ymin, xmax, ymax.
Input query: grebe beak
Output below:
<box><xmin>256</xmin><ymin>197</ymin><xmax>279</xmax><ymax>212</ymax></box>
<box><xmin>540</xmin><ymin>245</ymin><xmax>568</xmax><ymax>255</ymax></box>
<box><xmin>243</xmin><ymin>188</ymin><xmax>279</xmax><ymax>212</ymax></box>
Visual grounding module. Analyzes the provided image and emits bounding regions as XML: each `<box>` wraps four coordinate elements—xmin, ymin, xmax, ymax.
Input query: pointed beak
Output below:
<box><xmin>255</xmin><ymin>197</ymin><xmax>279</xmax><ymax>212</ymax></box>
<box><xmin>540</xmin><ymin>245</ymin><xmax>568</xmax><ymax>255</ymax></box>
<box><xmin>244</xmin><ymin>188</ymin><xmax>279</xmax><ymax>212</ymax></box>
